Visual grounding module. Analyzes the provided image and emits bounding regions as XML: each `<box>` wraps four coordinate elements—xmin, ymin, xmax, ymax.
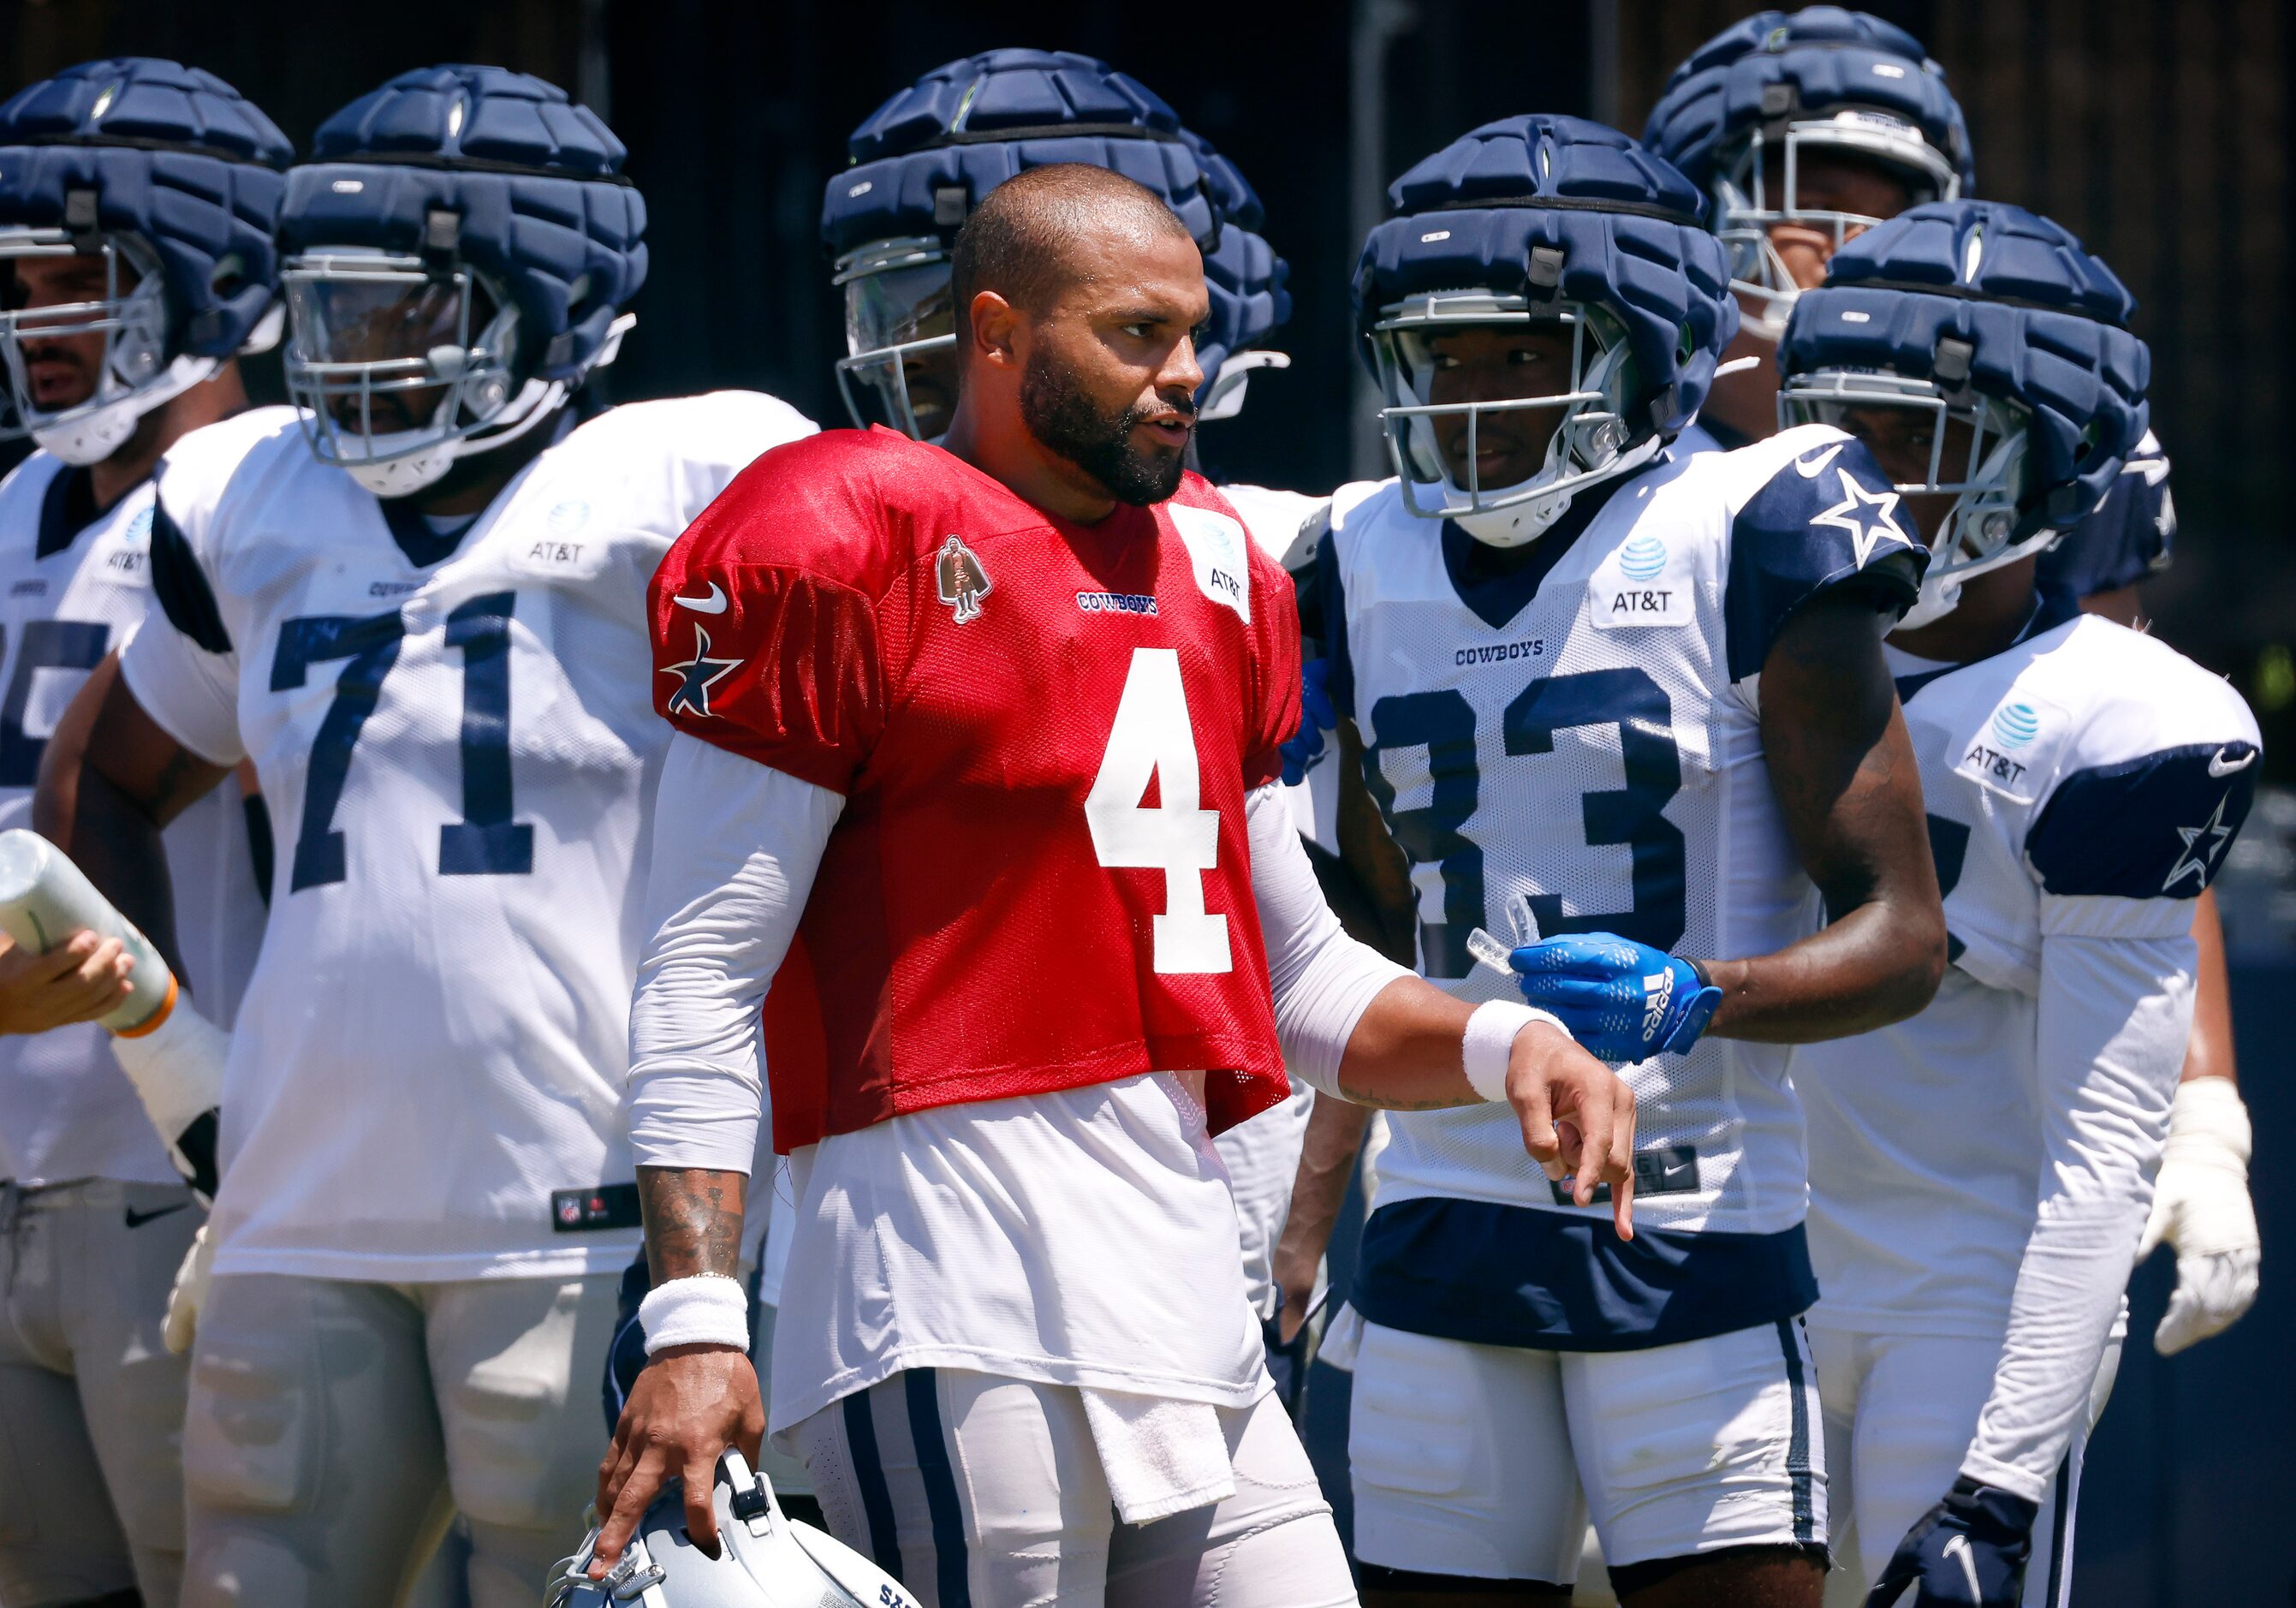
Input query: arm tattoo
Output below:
<box><xmin>637</xmin><ymin>1165</ymin><xmax>746</xmax><ymax>1281</ymax></box>
<box><xmin>1335</xmin><ymin>1078</ymin><xmax>1467</xmax><ymax>1112</ymax></box>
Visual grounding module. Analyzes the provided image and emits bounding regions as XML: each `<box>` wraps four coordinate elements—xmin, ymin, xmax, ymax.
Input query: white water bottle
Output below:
<box><xmin>0</xmin><ymin>827</ymin><xmax>176</xmax><ymax>1032</ymax></box>
<box><xmin>0</xmin><ymin>830</ymin><xmax>225</xmax><ymax>1195</ymax></box>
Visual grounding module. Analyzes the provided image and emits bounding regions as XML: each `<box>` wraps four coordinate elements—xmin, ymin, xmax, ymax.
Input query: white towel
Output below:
<box><xmin>1078</xmin><ymin>1388</ymin><xmax>1237</xmax><ymax>1524</ymax></box>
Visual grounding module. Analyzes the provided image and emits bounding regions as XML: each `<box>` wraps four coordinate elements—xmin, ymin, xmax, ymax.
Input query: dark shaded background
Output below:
<box><xmin>2</xmin><ymin>1</ymin><xmax>2286</xmax><ymax>738</ymax></box>
<box><xmin>1</xmin><ymin>2</ymin><xmax>2289</xmax><ymax>1599</ymax></box>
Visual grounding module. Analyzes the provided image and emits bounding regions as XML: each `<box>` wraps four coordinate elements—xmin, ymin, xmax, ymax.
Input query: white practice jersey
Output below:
<box><xmin>1799</xmin><ymin>613</ymin><xmax>2259</xmax><ymax>1335</ymax></box>
<box><xmin>119</xmin><ymin>394</ymin><xmax>815</xmax><ymax>1281</ymax></box>
<box><xmin>0</xmin><ymin>451</ymin><xmax>265</xmax><ymax>1187</ymax></box>
<box><xmin>1323</xmin><ymin>426</ymin><xmax>1924</xmax><ymax>1349</ymax></box>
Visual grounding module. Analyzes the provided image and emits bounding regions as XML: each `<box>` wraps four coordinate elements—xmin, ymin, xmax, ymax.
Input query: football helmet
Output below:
<box><xmin>0</xmin><ymin>58</ymin><xmax>289</xmax><ymax>462</ymax></box>
<box><xmin>1777</xmin><ymin>200</ymin><xmax>2148</xmax><ymax>628</ymax></box>
<box><xmin>279</xmin><ymin>65</ymin><xmax>645</xmax><ymax>497</ymax></box>
<box><xmin>545</xmin><ymin>1451</ymin><xmax>913</xmax><ymax>1608</ymax></box>
<box><xmin>1354</xmin><ymin>115</ymin><xmax>1734</xmax><ymax>545</ymax></box>
<box><xmin>820</xmin><ymin>48</ymin><xmax>1282</xmax><ymax>438</ymax></box>
<box><xmin>1644</xmin><ymin>8</ymin><xmax>1972</xmax><ymax>334</ymax></box>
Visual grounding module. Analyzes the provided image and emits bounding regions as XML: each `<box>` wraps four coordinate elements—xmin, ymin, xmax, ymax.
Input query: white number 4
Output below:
<box><xmin>1086</xmin><ymin>647</ymin><xmax>1231</xmax><ymax>974</ymax></box>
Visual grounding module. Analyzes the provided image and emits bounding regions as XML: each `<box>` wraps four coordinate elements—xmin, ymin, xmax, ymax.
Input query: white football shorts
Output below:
<box><xmin>1349</xmin><ymin>1315</ymin><xmax>1826</xmax><ymax>1584</ymax></box>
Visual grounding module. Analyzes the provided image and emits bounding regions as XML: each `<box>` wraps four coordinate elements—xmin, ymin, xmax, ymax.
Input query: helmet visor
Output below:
<box><xmin>1716</xmin><ymin>115</ymin><xmax>1962</xmax><ymax>327</ymax></box>
<box><xmin>0</xmin><ymin>229</ymin><xmax>168</xmax><ymax>439</ymax></box>
<box><xmin>284</xmin><ymin>253</ymin><xmax>519</xmax><ymax>465</ymax></box>
<box><xmin>1371</xmin><ymin>293</ymin><xmax>1639</xmax><ymax>520</ymax></box>
<box><xmin>836</xmin><ymin>253</ymin><xmax>957</xmax><ymax>438</ymax></box>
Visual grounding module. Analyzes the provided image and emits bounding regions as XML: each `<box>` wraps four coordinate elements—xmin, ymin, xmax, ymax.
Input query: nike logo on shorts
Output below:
<box><xmin>124</xmin><ymin>1201</ymin><xmax>190</xmax><ymax>1230</ymax></box>
<box><xmin>673</xmin><ymin>581</ymin><xmax>729</xmax><ymax>615</ymax></box>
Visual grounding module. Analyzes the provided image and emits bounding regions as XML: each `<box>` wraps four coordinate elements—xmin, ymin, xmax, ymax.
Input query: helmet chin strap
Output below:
<box><xmin>34</xmin><ymin>354</ymin><xmax>217</xmax><ymax>467</ymax></box>
<box><xmin>342</xmin><ymin>377</ymin><xmax>568</xmax><ymax>501</ymax></box>
<box><xmin>1453</xmin><ymin>433</ymin><xmax>1663</xmax><ymax>549</ymax></box>
<box><xmin>1893</xmin><ymin>572</ymin><xmax>1964</xmax><ymax>633</ymax></box>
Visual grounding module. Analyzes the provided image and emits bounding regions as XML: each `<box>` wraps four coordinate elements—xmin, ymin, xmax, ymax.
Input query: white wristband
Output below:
<box><xmin>637</xmin><ymin>1273</ymin><xmax>750</xmax><ymax>1355</ymax></box>
<box><xmin>1461</xmin><ymin>1000</ymin><xmax>1567</xmax><ymax>1103</ymax></box>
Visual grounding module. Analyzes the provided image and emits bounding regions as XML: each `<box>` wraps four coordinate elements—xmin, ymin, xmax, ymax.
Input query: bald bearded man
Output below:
<box><xmin>588</xmin><ymin>165</ymin><xmax>1639</xmax><ymax>1607</ymax></box>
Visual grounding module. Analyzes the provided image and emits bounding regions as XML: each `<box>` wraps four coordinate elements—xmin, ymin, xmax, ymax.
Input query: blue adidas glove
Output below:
<box><xmin>1865</xmin><ymin>1477</ymin><xmax>2037</xmax><ymax>1606</ymax></box>
<box><xmin>1279</xmin><ymin>658</ymin><xmax>1337</xmax><ymax>786</ymax></box>
<box><xmin>1508</xmin><ymin>933</ymin><xmax>1721</xmax><ymax>1063</ymax></box>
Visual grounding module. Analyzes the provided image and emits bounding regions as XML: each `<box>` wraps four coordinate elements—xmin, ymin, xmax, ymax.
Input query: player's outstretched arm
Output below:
<box><xmin>1716</xmin><ymin>590</ymin><xmax>1947</xmax><ymax>1041</ymax></box>
<box><xmin>33</xmin><ymin>651</ymin><xmax>229</xmax><ymax>977</ymax></box>
<box><xmin>1251</xmin><ymin>784</ymin><xmax>1638</xmax><ymax>1235</ymax></box>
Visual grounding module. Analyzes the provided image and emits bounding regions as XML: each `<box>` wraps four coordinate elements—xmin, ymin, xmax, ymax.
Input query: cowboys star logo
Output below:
<box><xmin>1811</xmin><ymin>466</ymin><xmax>1908</xmax><ymax>569</ymax></box>
<box><xmin>937</xmin><ymin>534</ymin><xmax>992</xmax><ymax>624</ymax></box>
<box><xmin>2162</xmin><ymin>789</ymin><xmax>2237</xmax><ymax>892</ymax></box>
<box><xmin>658</xmin><ymin>621</ymin><xmax>742</xmax><ymax>718</ymax></box>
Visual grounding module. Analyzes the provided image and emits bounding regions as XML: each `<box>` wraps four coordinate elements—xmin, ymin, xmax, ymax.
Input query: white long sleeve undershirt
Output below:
<box><xmin>624</xmin><ymin>733</ymin><xmax>1411</xmax><ymax>1174</ymax></box>
<box><xmin>1960</xmin><ymin>927</ymin><xmax>2194</xmax><ymax>1504</ymax></box>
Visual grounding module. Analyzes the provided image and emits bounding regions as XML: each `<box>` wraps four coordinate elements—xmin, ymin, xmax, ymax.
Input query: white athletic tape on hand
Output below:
<box><xmin>1461</xmin><ymin>1000</ymin><xmax>1567</xmax><ymax>1104</ymax></box>
<box><xmin>638</xmin><ymin>1272</ymin><xmax>750</xmax><ymax>1355</ymax></box>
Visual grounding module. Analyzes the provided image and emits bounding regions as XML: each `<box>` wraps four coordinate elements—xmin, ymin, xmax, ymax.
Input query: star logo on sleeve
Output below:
<box><xmin>2162</xmin><ymin>789</ymin><xmax>2236</xmax><ymax>892</ymax></box>
<box><xmin>1812</xmin><ymin>466</ymin><xmax>1909</xmax><ymax>569</ymax></box>
<box><xmin>658</xmin><ymin>622</ymin><xmax>742</xmax><ymax>718</ymax></box>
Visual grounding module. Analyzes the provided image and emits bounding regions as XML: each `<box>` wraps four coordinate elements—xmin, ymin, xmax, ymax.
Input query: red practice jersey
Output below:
<box><xmin>651</xmin><ymin>426</ymin><xmax>1303</xmax><ymax>1151</ymax></box>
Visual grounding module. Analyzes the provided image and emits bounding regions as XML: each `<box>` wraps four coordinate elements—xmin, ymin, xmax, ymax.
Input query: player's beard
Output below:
<box><xmin>1020</xmin><ymin>348</ymin><xmax>1191</xmax><ymax>507</ymax></box>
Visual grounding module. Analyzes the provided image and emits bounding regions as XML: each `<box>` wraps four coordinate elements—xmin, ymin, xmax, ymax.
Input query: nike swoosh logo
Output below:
<box><xmin>1942</xmin><ymin>1534</ymin><xmax>1982</xmax><ymax>1598</ymax></box>
<box><xmin>672</xmin><ymin>581</ymin><xmax>728</xmax><ymax>615</ymax></box>
<box><xmin>1793</xmin><ymin>443</ymin><xmax>1845</xmax><ymax>479</ymax></box>
<box><xmin>2210</xmin><ymin>747</ymin><xmax>2257</xmax><ymax>778</ymax></box>
<box><xmin>124</xmin><ymin>1201</ymin><xmax>190</xmax><ymax>1230</ymax></box>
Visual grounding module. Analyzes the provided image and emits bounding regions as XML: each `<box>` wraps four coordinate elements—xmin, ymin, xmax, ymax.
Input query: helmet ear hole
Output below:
<box><xmin>211</xmin><ymin>253</ymin><xmax>248</xmax><ymax>301</ymax></box>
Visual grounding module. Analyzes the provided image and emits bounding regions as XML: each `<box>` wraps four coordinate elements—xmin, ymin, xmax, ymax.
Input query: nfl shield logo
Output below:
<box><xmin>937</xmin><ymin>534</ymin><xmax>992</xmax><ymax>624</ymax></box>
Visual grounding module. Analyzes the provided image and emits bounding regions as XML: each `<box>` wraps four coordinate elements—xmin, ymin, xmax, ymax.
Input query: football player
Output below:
<box><xmin>593</xmin><ymin>161</ymin><xmax>1639</xmax><ymax>1608</ymax></box>
<box><xmin>818</xmin><ymin>47</ymin><xmax>1324</xmax><ymax>1384</ymax></box>
<box><xmin>1323</xmin><ymin>116</ymin><xmax>1948</xmax><ymax>1606</ymax></box>
<box><xmin>1778</xmin><ymin>201</ymin><xmax>2258</xmax><ymax>1608</ymax></box>
<box><xmin>1645</xmin><ymin>7</ymin><xmax>2255</xmax><ymax>1361</ymax></box>
<box><xmin>0</xmin><ymin>57</ymin><xmax>281</xmax><ymax>1608</ymax></box>
<box><xmin>36</xmin><ymin>66</ymin><xmax>814</xmax><ymax>1608</ymax></box>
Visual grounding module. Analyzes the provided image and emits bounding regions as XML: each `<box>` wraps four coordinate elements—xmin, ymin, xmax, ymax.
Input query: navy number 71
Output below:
<box><xmin>271</xmin><ymin>592</ymin><xmax>532</xmax><ymax>891</ymax></box>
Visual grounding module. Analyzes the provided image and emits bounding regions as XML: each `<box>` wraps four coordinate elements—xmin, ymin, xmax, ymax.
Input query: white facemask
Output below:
<box><xmin>33</xmin><ymin>354</ymin><xmax>216</xmax><ymax>466</ymax></box>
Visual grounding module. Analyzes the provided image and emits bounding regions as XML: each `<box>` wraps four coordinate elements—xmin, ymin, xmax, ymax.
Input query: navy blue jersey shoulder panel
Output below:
<box><xmin>2027</xmin><ymin>740</ymin><xmax>2258</xmax><ymax>899</ymax></box>
<box><xmin>1725</xmin><ymin>436</ymin><xmax>1926</xmax><ymax>682</ymax></box>
<box><xmin>147</xmin><ymin>494</ymin><xmax>232</xmax><ymax>655</ymax></box>
<box><xmin>35</xmin><ymin>464</ymin><xmax>98</xmax><ymax>559</ymax></box>
<box><xmin>1353</xmin><ymin>1195</ymin><xmax>1818</xmax><ymax>1350</ymax></box>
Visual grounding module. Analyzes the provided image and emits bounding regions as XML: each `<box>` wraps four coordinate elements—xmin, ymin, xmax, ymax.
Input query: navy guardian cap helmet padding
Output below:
<box><xmin>825</xmin><ymin>48</ymin><xmax>1217</xmax><ymax>257</ymax></box>
<box><xmin>0</xmin><ymin>57</ymin><xmax>291</xmax><ymax>362</ymax></box>
<box><xmin>0</xmin><ymin>58</ymin><xmax>289</xmax><ymax>459</ymax></box>
<box><xmin>284</xmin><ymin>65</ymin><xmax>645</xmax><ymax>383</ymax></box>
<box><xmin>1644</xmin><ymin>9</ymin><xmax>1969</xmax><ymax>331</ymax></box>
<box><xmin>819</xmin><ymin>48</ymin><xmax>1288</xmax><ymax>434</ymax></box>
<box><xmin>1780</xmin><ymin>200</ymin><xmax>2146</xmax><ymax>626</ymax></box>
<box><xmin>1643</xmin><ymin>8</ymin><xmax>1972</xmax><ymax>196</ymax></box>
<box><xmin>1781</xmin><ymin>200</ymin><xmax>2146</xmax><ymax>538</ymax></box>
<box><xmin>1356</xmin><ymin>115</ymin><xmax>1735</xmax><ymax>438</ymax></box>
